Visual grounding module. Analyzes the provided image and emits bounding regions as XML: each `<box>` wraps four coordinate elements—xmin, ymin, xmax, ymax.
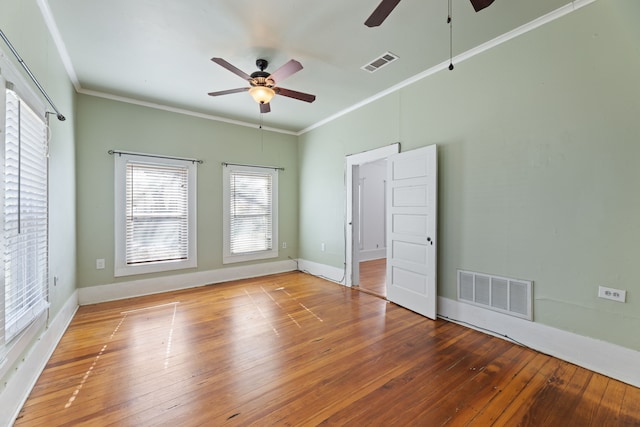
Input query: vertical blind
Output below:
<box><xmin>229</xmin><ymin>170</ymin><xmax>273</xmax><ymax>254</ymax></box>
<box><xmin>125</xmin><ymin>162</ymin><xmax>189</xmax><ymax>265</ymax></box>
<box><xmin>4</xmin><ymin>89</ymin><xmax>48</xmax><ymax>341</ymax></box>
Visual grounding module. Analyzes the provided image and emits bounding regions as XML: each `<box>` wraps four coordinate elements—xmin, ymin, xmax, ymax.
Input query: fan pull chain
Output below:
<box><xmin>259</xmin><ymin>113</ymin><xmax>264</xmax><ymax>151</ymax></box>
<box><xmin>448</xmin><ymin>0</ymin><xmax>454</xmax><ymax>71</ymax></box>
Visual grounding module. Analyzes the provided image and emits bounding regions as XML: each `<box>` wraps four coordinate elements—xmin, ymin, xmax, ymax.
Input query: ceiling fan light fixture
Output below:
<box><xmin>249</xmin><ymin>86</ymin><xmax>275</xmax><ymax>104</ymax></box>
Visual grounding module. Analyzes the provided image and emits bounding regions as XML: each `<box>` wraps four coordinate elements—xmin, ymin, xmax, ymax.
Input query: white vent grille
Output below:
<box><xmin>457</xmin><ymin>270</ymin><xmax>533</xmax><ymax>320</ymax></box>
<box><xmin>361</xmin><ymin>52</ymin><xmax>399</xmax><ymax>73</ymax></box>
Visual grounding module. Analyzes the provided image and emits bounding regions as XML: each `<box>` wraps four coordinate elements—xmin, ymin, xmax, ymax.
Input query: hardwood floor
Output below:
<box><xmin>16</xmin><ymin>272</ymin><xmax>640</xmax><ymax>426</ymax></box>
<box><xmin>359</xmin><ymin>258</ymin><xmax>386</xmax><ymax>297</ymax></box>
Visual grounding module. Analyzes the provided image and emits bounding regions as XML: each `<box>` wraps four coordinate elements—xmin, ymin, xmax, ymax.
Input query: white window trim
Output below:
<box><xmin>0</xmin><ymin>48</ymin><xmax>49</xmax><ymax>364</ymax></box>
<box><xmin>0</xmin><ymin>49</ymin><xmax>46</xmax><ymax>118</ymax></box>
<box><xmin>114</xmin><ymin>153</ymin><xmax>197</xmax><ymax>277</ymax></box>
<box><xmin>223</xmin><ymin>164</ymin><xmax>278</xmax><ymax>264</ymax></box>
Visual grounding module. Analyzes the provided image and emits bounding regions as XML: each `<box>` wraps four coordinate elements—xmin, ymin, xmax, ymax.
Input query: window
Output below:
<box><xmin>3</xmin><ymin>88</ymin><xmax>49</xmax><ymax>342</ymax></box>
<box><xmin>223</xmin><ymin>165</ymin><xmax>278</xmax><ymax>264</ymax></box>
<box><xmin>114</xmin><ymin>153</ymin><xmax>197</xmax><ymax>276</ymax></box>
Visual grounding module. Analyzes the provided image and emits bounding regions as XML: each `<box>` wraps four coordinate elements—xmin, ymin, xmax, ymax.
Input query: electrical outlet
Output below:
<box><xmin>96</xmin><ymin>258</ymin><xmax>105</xmax><ymax>270</ymax></box>
<box><xmin>321</xmin><ymin>242</ymin><xmax>326</xmax><ymax>252</ymax></box>
<box><xmin>598</xmin><ymin>286</ymin><xmax>626</xmax><ymax>303</ymax></box>
<box><xmin>282</xmin><ymin>242</ymin><xmax>287</xmax><ymax>249</ymax></box>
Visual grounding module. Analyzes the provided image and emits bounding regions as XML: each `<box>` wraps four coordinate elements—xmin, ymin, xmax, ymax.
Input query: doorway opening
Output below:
<box><xmin>355</xmin><ymin>158</ymin><xmax>387</xmax><ymax>297</ymax></box>
<box><xmin>345</xmin><ymin>143</ymin><xmax>400</xmax><ymax>297</ymax></box>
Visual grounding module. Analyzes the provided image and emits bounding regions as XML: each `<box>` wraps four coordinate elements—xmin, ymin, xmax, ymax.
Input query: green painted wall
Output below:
<box><xmin>75</xmin><ymin>95</ymin><xmax>298</xmax><ymax>287</ymax></box>
<box><xmin>299</xmin><ymin>0</ymin><xmax>640</xmax><ymax>351</ymax></box>
<box><xmin>1</xmin><ymin>0</ymin><xmax>77</xmax><ymax>379</ymax></box>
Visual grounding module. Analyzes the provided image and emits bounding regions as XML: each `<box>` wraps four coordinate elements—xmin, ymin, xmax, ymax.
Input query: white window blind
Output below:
<box><xmin>3</xmin><ymin>89</ymin><xmax>49</xmax><ymax>341</ymax></box>
<box><xmin>114</xmin><ymin>154</ymin><xmax>197</xmax><ymax>276</ymax></box>
<box><xmin>126</xmin><ymin>162</ymin><xmax>188</xmax><ymax>264</ymax></box>
<box><xmin>223</xmin><ymin>165</ymin><xmax>278</xmax><ymax>264</ymax></box>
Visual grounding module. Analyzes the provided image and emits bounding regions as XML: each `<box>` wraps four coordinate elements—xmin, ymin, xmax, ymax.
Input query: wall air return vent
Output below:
<box><xmin>361</xmin><ymin>52</ymin><xmax>399</xmax><ymax>73</ymax></box>
<box><xmin>457</xmin><ymin>270</ymin><xmax>533</xmax><ymax>321</ymax></box>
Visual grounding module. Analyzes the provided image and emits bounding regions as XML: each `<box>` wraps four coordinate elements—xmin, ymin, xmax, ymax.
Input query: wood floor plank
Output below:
<box><xmin>428</xmin><ymin>344</ymin><xmax>535</xmax><ymax>426</ymax></box>
<box><xmin>570</xmin><ymin>373</ymin><xmax>610</xmax><ymax>426</ymax></box>
<box><xmin>537</xmin><ymin>364</ymin><xmax>594</xmax><ymax>426</ymax></box>
<box><xmin>620</xmin><ymin>384</ymin><xmax>640</xmax><ymax>426</ymax></box>
<box><xmin>494</xmin><ymin>358</ymin><xmax>578</xmax><ymax>426</ymax></box>
<box><xmin>14</xmin><ymin>272</ymin><xmax>640</xmax><ymax>427</ymax></box>
<box><xmin>591</xmin><ymin>378</ymin><xmax>627</xmax><ymax>426</ymax></box>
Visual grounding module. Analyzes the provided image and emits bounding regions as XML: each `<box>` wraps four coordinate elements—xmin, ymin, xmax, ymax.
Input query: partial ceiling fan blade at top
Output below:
<box><xmin>211</xmin><ymin>57</ymin><xmax>252</xmax><ymax>81</ymax></box>
<box><xmin>469</xmin><ymin>0</ymin><xmax>495</xmax><ymax>12</ymax></box>
<box><xmin>276</xmin><ymin>87</ymin><xmax>316</xmax><ymax>103</ymax></box>
<box><xmin>260</xmin><ymin>103</ymin><xmax>271</xmax><ymax>114</ymax></box>
<box><xmin>364</xmin><ymin>0</ymin><xmax>493</xmax><ymax>29</ymax></box>
<box><xmin>207</xmin><ymin>87</ymin><xmax>249</xmax><ymax>97</ymax></box>
<box><xmin>267</xmin><ymin>60</ymin><xmax>303</xmax><ymax>84</ymax></box>
<box><xmin>365</xmin><ymin>0</ymin><xmax>401</xmax><ymax>27</ymax></box>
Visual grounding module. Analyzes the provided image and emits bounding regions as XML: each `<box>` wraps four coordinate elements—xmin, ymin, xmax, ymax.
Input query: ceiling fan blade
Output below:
<box><xmin>365</xmin><ymin>0</ymin><xmax>402</xmax><ymax>27</ymax></box>
<box><xmin>276</xmin><ymin>88</ymin><xmax>316</xmax><ymax>103</ymax></box>
<box><xmin>469</xmin><ymin>0</ymin><xmax>495</xmax><ymax>12</ymax></box>
<box><xmin>260</xmin><ymin>103</ymin><xmax>271</xmax><ymax>114</ymax></box>
<box><xmin>207</xmin><ymin>87</ymin><xmax>249</xmax><ymax>97</ymax></box>
<box><xmin>211</xmin><ymin>57</ymin><xmax>252</xmax><ymax>81</ymax></box>
<box><xmin>267</xmin><ymin>59</ymin><xmax>303</xmax><ymax>84</ymax></box>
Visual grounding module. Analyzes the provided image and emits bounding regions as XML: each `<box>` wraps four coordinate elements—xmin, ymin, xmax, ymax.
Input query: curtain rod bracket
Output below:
<box><xmin>46</xmin><ymin>111</ymin><xmax>66</xmax><ymax>121</ymax></box>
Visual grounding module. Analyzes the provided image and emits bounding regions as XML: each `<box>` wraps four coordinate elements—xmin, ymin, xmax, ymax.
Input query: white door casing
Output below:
<box><xmin>352</xmin><ymin>165</ymin><xmax>361</xmax><ymax>286</ymax></box>
<box><xmin>386</xmin><ymin>144</ymin><xmax>437</xmax><ymax>319</ymax></box>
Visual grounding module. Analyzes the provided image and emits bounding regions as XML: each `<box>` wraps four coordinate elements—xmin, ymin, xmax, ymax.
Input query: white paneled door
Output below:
<box><xmin>386</xmin><ymin>145</ymin><xmax>437</xmax><ymax>319</ymax></box>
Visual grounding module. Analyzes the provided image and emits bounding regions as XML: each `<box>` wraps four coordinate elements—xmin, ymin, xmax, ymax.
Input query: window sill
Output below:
<box><xmin>114</xmin><ymin>258</ymin><xmax>197</xmax><ymax>277</ymax></box>
<box><xmin>223</xmin><ymin>249</ymin><xmax>279</xmax><ymax>265</ymax></box>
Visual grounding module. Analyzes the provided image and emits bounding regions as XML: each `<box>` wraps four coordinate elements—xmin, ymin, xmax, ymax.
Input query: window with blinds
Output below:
<box><xmin>114</xmin><ymin>154</ymin><xmax>197</xmax><ymax>276</ymax></box>
<box><xmin>223</xmin><ymin>165</ymin><xmax>278</xmax><ymax>264</ymax></box>
<box><xmin>3</xmin><ymin>89</ymin><xmax>49</xmax><ymax>342</ymax></box>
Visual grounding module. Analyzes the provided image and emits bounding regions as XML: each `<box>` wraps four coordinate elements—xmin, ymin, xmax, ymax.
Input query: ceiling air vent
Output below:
<box><xmin>361</xmin><ymin>52</ymin><xmax>399</xmax><ymax>73</ymax></box>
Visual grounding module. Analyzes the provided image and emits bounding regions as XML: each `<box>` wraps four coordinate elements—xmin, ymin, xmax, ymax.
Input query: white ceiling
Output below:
<box><xmin>45</xmin><ymin>0</ymin><xmax>577</xmax><ymax>133</ymax></box>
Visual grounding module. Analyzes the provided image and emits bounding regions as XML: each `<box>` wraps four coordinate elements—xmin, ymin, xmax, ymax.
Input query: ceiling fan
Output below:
<box><xmin>365</xmin><ymin>0</ymin><xmax>495</xmax><ymax>27</ymax></box>
<box><xmin>208</xmin><ymin>58</ymin><xmax>316</xmax><ymax>113</ymax></box>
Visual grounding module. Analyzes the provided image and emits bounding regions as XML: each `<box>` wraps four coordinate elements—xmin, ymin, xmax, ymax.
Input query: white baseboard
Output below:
<box><xmin>357</xmin><ymin>249</ymin><xmax>386</xmax><ymax>262</ymax></box>
<box><xmin>0</xmin><ymin>290</ymin><xmax>78</xmax><ymax>427</ymax></box>
<box><xmin>297</xmin><ymin>258</ymin><xmax>346</xmax><ymax>285</ymax></box>
<box><xmin>438</xmin><ymin>297</ymin><xmax>640</xmax><ymax>388</ymax></box>
<box><xmin>78</xmin><ymin>260</ymin><xmax>298</xmax><ymax>305</ymax></box>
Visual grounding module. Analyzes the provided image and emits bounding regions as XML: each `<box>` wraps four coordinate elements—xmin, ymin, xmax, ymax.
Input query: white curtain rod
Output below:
<box><xmin>0</xmin><ymin>28</ymin><xmax>66</xmax><ymax>121</ymax></box>
<box><xmin>222</xmin><ymin>162</ymin><xmax>284</xmax><ymax>171</ymax></box>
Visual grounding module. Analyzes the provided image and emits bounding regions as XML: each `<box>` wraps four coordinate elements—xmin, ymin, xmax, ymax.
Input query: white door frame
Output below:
<box><xmin>345</xmin><ymin>143</ymin><xmax>400</xmax><ymax>287</ymax></box>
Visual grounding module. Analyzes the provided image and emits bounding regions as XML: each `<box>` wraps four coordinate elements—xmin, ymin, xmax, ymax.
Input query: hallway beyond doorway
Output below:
<box><xmin>359</xmin><ymin>258</ymin><xmax>386</xmax><ymax>298</ymax></box>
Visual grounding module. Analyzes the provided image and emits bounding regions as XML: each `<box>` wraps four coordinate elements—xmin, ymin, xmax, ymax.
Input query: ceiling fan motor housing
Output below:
<box><xmin>251</xmin><ymin>59</ymin><xmax>275</xmax><ymax>87</ymax></box>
